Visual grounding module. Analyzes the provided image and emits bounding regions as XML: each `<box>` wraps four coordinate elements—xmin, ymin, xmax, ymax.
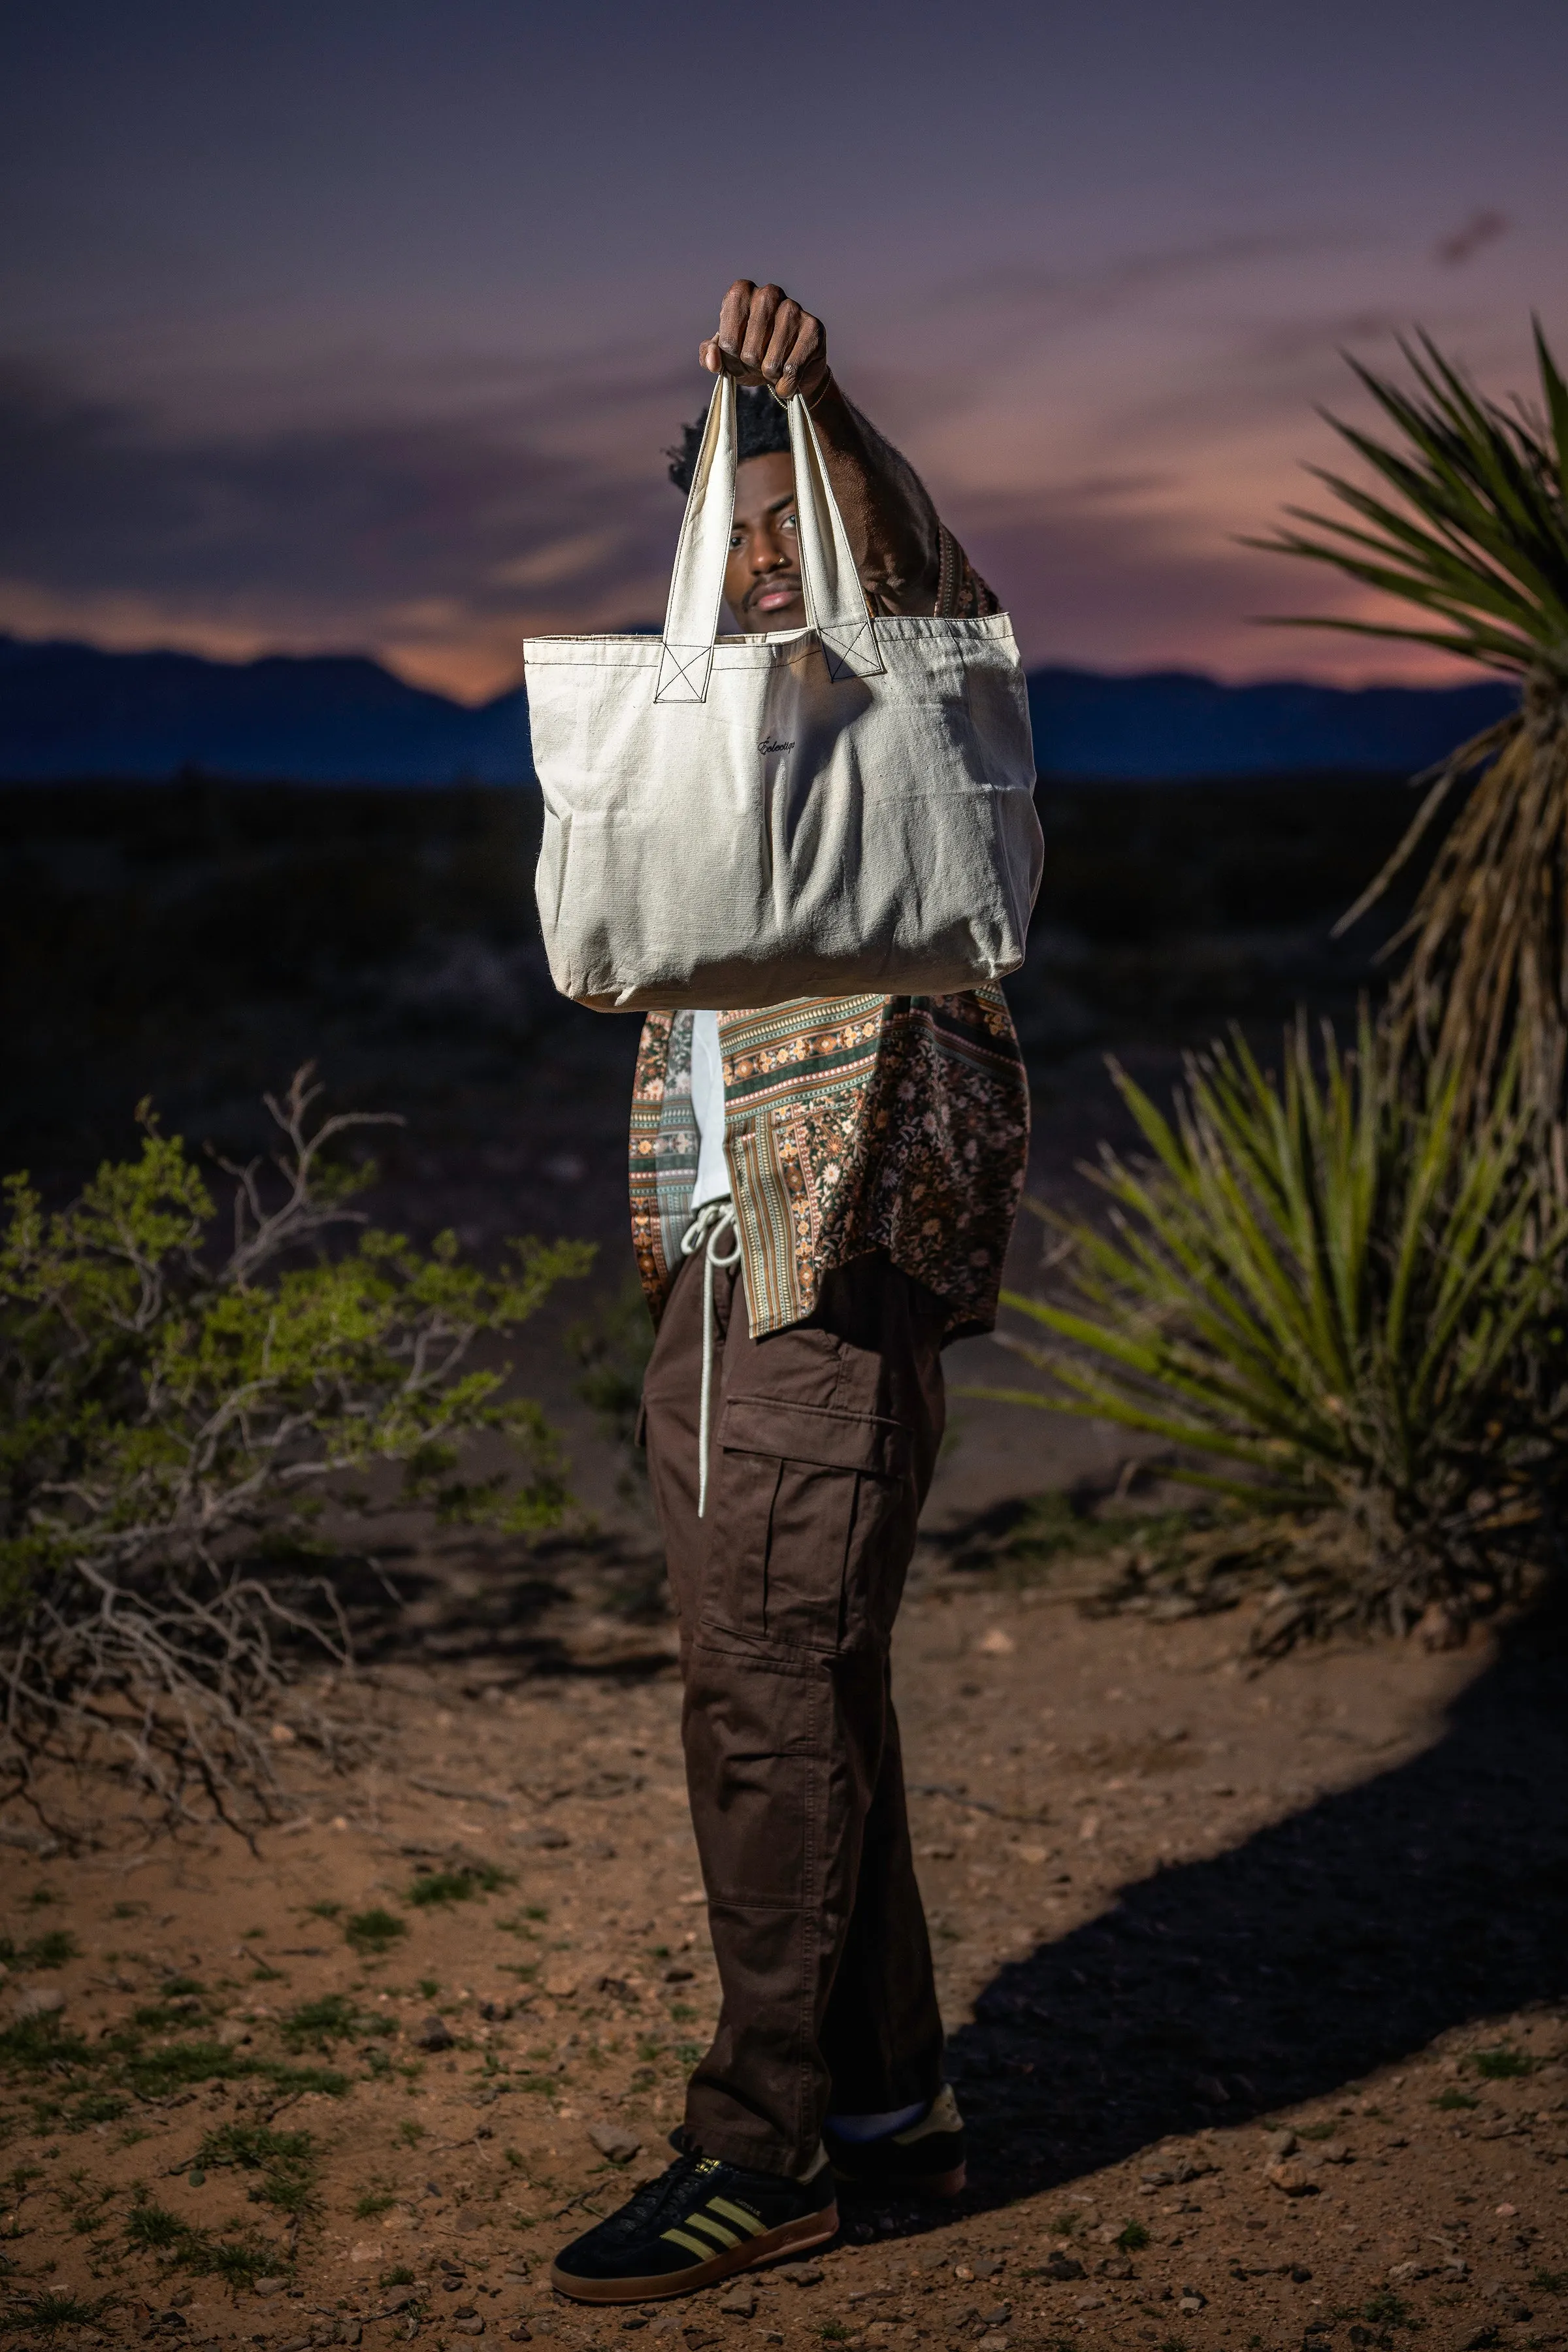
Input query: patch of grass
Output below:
<box><xmin>281</xmin><ymin>1993</ymin><xmax>358</xmax><ymax>2049</ymax></box>
<box><xmin>819</xmin><ymin>2325</ymin><xmax>852</xmax><ymax>2343</ymax></box>
<box><xmin>196</xmin><ymin>2123</ymin><xmax>318</xmax><ymax>2216</ymax></box>
<box><xmin>1431</xmin><ymin>2087</ymin><xmax>1480</xmax><ymax>2110</ymax></box>
<box><xmin>345</xmin><ymin>1907</ymin><xmax>407</xmax><ymax>1955</ymax></box>
<box><xmin>354</xmin><ymin>2187</ymin><xmax>397</xmax><ymax>2219</ymax></box>
<box><xmin>396</xmin><ymin>2120</ymin><xmax>426</xmax><ymax>2147</ymax></box>
<box><xmin>124</xmin><ymin>2188</ymin><xmax>287</xmax><ymax>2287</ymax></box>
<box><xmin>417</xmin><ymin>1978</ymin><xmax>440</xmax><ymax>2001</ymax></box>
<box><xmin>307</xmin><ymin>1900</ymin><xmax>341</xmax><ymax>1919</ymax></box>
<box><xmin>668</xmin><ymin>2004</ymin><xmax>697</xmax><ymax>2023</ymax></box>
<box><xmin>108</xmin><ymin>1902</ymin><xmax>145</xmax><ymax>1921</ymax></box>
<box><xmin>525</xmin><ymin>1904</ymin><xmax>548</xmax><ymax>1921</ymax></box>
<box><xmin>672</xmin><ymin>2041</ymin><xmax>703</xmax><ymax>2067</ymax></box>
<box><xmin>4</xmin><ymin>2287</ymin><xmax>112</xmax><ymax>2331</ymax></box>
<box><xmin>1051</xmin><ymin>2210</ymin><xmax>1081</xmax><ymax>2236</ymax></box>
<box><xmin>1362</xmin><ymin>2287</ymin><xmax>1413</xmax><ymax>2325</ymax></box>
<box><xmin>0</xmin><ymin>2011</ymin><xmax>346</xmax><ymax>2110</ymax></box>
<box><xmin>0</xmin><ymin>2016</ymin><xmax>93</xmax><ymax>2075</ymax></box>
<box><xmin>67</xmin><ymin>2093</ymin><xmax>129</xmax><ymax>2129</ymax></box>
<box><xmin>1467</xmin><ymin>2045</ymin><xmax>1536</xmax><ymax>2080</ymax></box>
<box><xmin>1115</xmin><ymin>2219</ymin><xmax>1151</xmax><ymax>2251</ymax></box>
<box><xmin>1532</xmin><ymin>2268</ymin><xmax>1568</xmax><ymax>2294</ymax></box>
<box><xmin>503</xmin><ymin>2146</ymin><xmax>526</xmax><ymax>2170</ymax></box>
<box><xmin>1296</xmin><ymin>2120</ymin><xmax>1340</xmax><ymax>2140</ymax></box>
<box><xmin>406</xmin><ymin>1862</ymin><xmax>512</xmax><ymax>1907</ymax></box>
<box><xmin>0</xmin><ymin>1930</ymin><xmax>79</xmax><ymax>1972</ymax></box>
<box><xmin>517</xmin><ymin>2074</ymin><xmax>559</xmax><ymax>2099</ymax></box>
<box><xmin>25</xmin><ymin>1887</ymin><xmax>58</xmax><ymax>1908</ymax></box>
<box><xmin>381</xmin><ymin>2264</ymin><xmax>416</xmax><ymax>2288</ymax></box>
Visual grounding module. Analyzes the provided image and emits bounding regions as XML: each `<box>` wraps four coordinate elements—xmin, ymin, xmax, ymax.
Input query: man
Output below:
<box><xmin>551</xmin><ymin>283</ymin><xmax>1030</xmax><ymax>2303</ymax></box>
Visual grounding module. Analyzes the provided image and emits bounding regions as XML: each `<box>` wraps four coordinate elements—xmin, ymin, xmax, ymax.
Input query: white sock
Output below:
<box><xmin>825</xmin><ymin>2099</ymin><xmax>926</xmax><ymax>2144</ymax></box>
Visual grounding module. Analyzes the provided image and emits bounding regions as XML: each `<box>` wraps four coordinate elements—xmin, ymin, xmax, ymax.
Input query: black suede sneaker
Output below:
<box><xmin>822</xmin><ymin>2085</ymin><xmax>966</xmax><ymax>2198</ymax></box>
<box><xmin>549</xmin><ymin>2148</ymin><xmax>838</xmax><ymax>2302</ymax></box>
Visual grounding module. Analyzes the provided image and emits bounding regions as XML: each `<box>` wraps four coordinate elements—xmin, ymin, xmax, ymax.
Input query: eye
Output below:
<box><xmin>780</xmin><ymin>510</ymin><xmax>798</xmax><ymax>536</ymax></box>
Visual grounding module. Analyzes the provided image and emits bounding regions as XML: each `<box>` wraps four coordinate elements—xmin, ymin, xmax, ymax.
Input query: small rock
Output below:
<box><xmin>543</xmin><ymin>1973</ymin><xmax>578</xmax><ymax>1999</ymax></box>
<box><xmin>589</xmin><ymin>2121</ymin><xmax>644</xmax><ymax>2164</ymax></box>
<box><xmin>1177</xmin><ymin>2296</ymin><xmax>1204</xmax><ymax>2315</ymax></box>
<box><xmin>253</xmin><ymin>2278</ymin><xmax>290</xmax><ymax>2297</ymax></box>
<box><xmin>979</xmin><ymin>2305</ymin><xmax>1011</xmax><ymax>2327</ymax></box>
<box><xmin>975</xmin><ymin>2334</ymin><xmax>1009</xmax><ymax>2351</ymax></box>
<box><xmin>662</xmin><ymin>1964</ymin><xmax>695</xmax><ymax>1984</ymax></box>
<box><xmin>508</xmin><ymin>2329</ymin><xmax>532</xmax><ymax>2344</ymax></box>
<box><xmin>716</xmin><ymin>2290</ymin><xmax>756</xmax><ymax>2317</ymax></box>
<box><xmin>970</xmin><ymin>2258</ymin><xmax>1004</xmax><ymax>2281</ymax></box>
<box><xmin>10</xmin><ymin>1985</ymin><xmax>65</xmax><ymax>2021</ymax></box>
<box><xmin>1314</xmin><ymin>2138</ymin><xmax>1352</xmax><ymax>2164</ymax></box>
<box><xmin>1096</xmin><ymin>2257</ymin><xmax>1132</xmax><ymax>2280</ymax></box>
<box><xmin>214</xmin><ymin>2020</ymin><xmax>252</xmax><ymax>2047</ymax></box>
<box><xmin>455</xmin><ymin>2206</ymin><xmax>487</xmax><ymax>2232</ymax></box>
<box><xmin>453</xmin><ymin>2321</ymin><xmax>486</xmax><ymax>2339</ymax></box>
<box><xmin>977</xmin><ymin>1627</ymin><xmax>1016</xmax><ymax>1655</ymax></box>
<box><xmin>417</xmin><ymin>2016</ymin><xmax>456</xmax><ymax>2051</ymax></box>
<box><xmin>1073</xmin><ymin>2294</ymin><xmax>1105</xmax><ymax>2311</ymax></box>
<box><xmin>1264</xmin><ymin>2160</ymin><xmax>1318</xmax><ymax>2197</ymax></box>
<box><xmin>1037</xmin><ymin>2252</ymin><xmax>1085</xmax><ymax>2283</ymax></box>
<box><xmin>269</xmin><ymin>1720</ymin><xmax>297</xmax><ymax>1744</ymax></box>
<box><xmin>784</xmin><ymin>2265</ymin><xmax>823</xmax><ymax>2288</ymax></box>
<box><xmin>1264</xmin><ymin>2129</ymin><xmax>1298</xmax><ymax>2160</ymax></box>
<box><xmin>519</xmin><ymin>1827</ymin><xmax>571</xmax><ymax>1850</ymax></box>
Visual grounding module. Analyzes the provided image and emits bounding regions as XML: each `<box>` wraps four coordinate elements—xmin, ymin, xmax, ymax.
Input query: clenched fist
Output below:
<box><xmin>700</xmin><ymin>280</ymin><xmax>830</xmax><ymax>404</ymax></box>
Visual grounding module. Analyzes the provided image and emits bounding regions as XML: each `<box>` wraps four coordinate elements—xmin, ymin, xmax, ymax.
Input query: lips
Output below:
<box><xmin>749</xmin><ymin>578</ymin><xmax>803</xmax><ymax>615</ymax></box>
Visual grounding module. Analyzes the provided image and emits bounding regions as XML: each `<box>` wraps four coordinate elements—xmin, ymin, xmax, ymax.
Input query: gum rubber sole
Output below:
<box><xmin>549</xmin><ymin>2202</ymin><xmax>840</xmax><ymax>2304</ymax></box>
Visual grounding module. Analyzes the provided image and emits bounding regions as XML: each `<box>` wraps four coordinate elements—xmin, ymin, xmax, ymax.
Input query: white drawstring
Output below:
<box><xmin>680</xmin><ymin>1200</ymin><xmax>741</xmax><ymax>1517</ymax></box>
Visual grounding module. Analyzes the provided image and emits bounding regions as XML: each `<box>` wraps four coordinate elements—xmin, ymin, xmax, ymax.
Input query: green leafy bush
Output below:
<box><xmin>0</xmin><ymin>1069</ymin><xmax>590</xmax><ymax>1817</ymax></box>
<box><xmin>982</xmin><ymin>1015</ymin><xmax>1568</xmax><ymax>1644</ymax></box>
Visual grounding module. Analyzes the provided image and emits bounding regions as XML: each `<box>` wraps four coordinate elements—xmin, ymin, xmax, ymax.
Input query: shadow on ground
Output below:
<box><xmin>934</xmin><ymin>1597</ymin><xmax>1568</xmax><ymax>2210</ymax></box>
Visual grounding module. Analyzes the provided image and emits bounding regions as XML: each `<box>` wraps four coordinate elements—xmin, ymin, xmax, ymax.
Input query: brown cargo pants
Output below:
<box><xmin>640</xmin><ymin>1240</ymin><xmax>948</xmax><ymax>2177</ymax></box>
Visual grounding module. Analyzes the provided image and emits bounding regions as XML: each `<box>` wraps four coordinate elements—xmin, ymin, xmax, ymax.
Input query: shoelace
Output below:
<box><xmin>680</xmin><ymin>1200</ymin><xmax>741</xmax><ymax>1518</ymax></box>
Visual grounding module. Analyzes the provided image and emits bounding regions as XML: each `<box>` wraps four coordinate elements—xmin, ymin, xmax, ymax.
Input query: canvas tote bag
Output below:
<box><xmin>525</xmin><ymin>374</ymin><xmax>1043</xmax><ymax>1011</ymax></box>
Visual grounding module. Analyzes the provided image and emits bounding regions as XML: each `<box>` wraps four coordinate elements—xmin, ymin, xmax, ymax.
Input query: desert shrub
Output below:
<box><xmin>1253</xmin><ymin>327</ymin><xmax>1568</xmax><ymax>1143</ymax></box>
<box><xmin>981</xmin><ymin>1014</ymin><xmax>1568</xmax><ymax>1646</ymax></box>
<box><xmin>0</xmin><ymin>1068</ymin><xmax>591</xmax><ymax>1822</ymax></box>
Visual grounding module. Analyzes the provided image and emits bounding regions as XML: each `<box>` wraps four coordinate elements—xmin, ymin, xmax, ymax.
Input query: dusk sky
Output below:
<box><xmin>3</xmin><ymin>1</ymin><xmax>1565</xmax><ymax>702</ymax></box>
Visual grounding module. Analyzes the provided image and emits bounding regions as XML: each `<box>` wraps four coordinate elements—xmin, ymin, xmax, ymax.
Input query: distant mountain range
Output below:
<box><xmin>0</xmin><ymin>632</ymin><xmax>1518</xmax><ymax>785</ymax></box>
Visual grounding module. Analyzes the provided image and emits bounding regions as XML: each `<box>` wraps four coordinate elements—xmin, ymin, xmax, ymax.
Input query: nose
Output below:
<box><xmin>749</xmin><ymin>525</ymin><xmax>790</xmax><ymax>574</ymax></box>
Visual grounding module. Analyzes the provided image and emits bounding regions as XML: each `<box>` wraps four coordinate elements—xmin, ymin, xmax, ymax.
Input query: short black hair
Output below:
<box><xmin>666</xmin><ymin>383</ymin><xmax>792</xmax><ymax>493</ymax></box>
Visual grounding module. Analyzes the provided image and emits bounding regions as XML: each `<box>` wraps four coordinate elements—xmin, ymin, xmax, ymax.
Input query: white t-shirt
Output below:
<box><xmin>690</xmin><ymin>1009</ymin><xmax>732</xmax><ymax>1208</ymax></box>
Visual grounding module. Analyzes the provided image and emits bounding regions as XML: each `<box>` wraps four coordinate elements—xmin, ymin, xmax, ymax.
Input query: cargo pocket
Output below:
<box><xmin>709</xmin><ymin>1396</ymin><xmax>913</xmax><ymax>1655</ymax></box>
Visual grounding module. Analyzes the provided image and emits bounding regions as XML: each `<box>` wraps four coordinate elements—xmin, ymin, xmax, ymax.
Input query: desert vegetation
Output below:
<box><xmin>997</xmin><ymin>326</ymin><xmax>1568</xmax><ymax>1641</ymax></box>
<box><xmin>0</xmin><ymin>1069</ymin><xmax>588</xmax><ymax>1829</ymax></box>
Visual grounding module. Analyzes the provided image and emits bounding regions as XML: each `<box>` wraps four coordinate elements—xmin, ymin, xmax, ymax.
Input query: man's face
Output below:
<box><xmin>723</xmin><ymin>451</ymin><xmax>807</xmax><ymax>634</ymax></box>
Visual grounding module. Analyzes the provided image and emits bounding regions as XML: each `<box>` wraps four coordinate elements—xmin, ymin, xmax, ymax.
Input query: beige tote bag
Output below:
<box><xmin>525</xmin><ymin>375</ymin><xmax>1043</xmax><ymax>1011</ymax></box>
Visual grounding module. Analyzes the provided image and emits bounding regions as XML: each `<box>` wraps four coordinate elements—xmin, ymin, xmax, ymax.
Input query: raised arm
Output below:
<box><xmin>700</xmin><ymin>280</ymin><xmax>996</xmax><ymax>620</ymax></box>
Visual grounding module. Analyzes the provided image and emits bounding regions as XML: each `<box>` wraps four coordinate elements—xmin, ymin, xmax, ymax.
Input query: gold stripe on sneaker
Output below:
<box><xmin>682</xmin><ymin>2212</ymin><xmax>742</xmax><ymax>2249</ymax></box>
<box><xmin>706</xmin><ymin>2195</ymin><xmax>767</xmax><ymax>2234</ymax></box>
<box><xmin>661</xmin><ymin>2227</ymin><xmax>719</xmax><ymax>2258</ymax></box>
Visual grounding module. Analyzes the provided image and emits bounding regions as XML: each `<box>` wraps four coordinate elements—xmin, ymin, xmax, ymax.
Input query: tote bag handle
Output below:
<box><xmin>655</xmin><ymin>374</ymin><xmax>885</xmax><ymax>704</ymax></box>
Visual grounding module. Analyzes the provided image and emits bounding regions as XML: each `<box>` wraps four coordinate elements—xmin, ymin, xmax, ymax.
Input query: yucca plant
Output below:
<box><xmin>1249</xmin><ymin>326</ymin><xmax>1568</xmax><ymax>1145</ymax></box>
<box><xmin>977</xmin><ymin>1015</ymin><xmax>1568</xmax><ymax>1640</ymax></box>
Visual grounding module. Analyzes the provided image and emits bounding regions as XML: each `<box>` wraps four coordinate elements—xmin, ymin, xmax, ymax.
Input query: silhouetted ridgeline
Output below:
<box><xmin>0</xmin><ymin>631</ymin><xmax>1516</xmax><ymax>784</ymax></box>
<box><xmin>2</xmin><ymin>774</ymin><xmax>1435</xmax><ymax>1177</ymax></box>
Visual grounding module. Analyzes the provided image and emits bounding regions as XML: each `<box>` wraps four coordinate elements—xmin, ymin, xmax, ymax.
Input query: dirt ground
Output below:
<box><xmin>3</xmin><ymin>1536</ymin><xmax>1566</xmax><ymax>2351</ymax></box>
<box><xmin>3</xmin><ymin>1011</ymin><xmax>1567</xmax><ymax>2351</ymax></box>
